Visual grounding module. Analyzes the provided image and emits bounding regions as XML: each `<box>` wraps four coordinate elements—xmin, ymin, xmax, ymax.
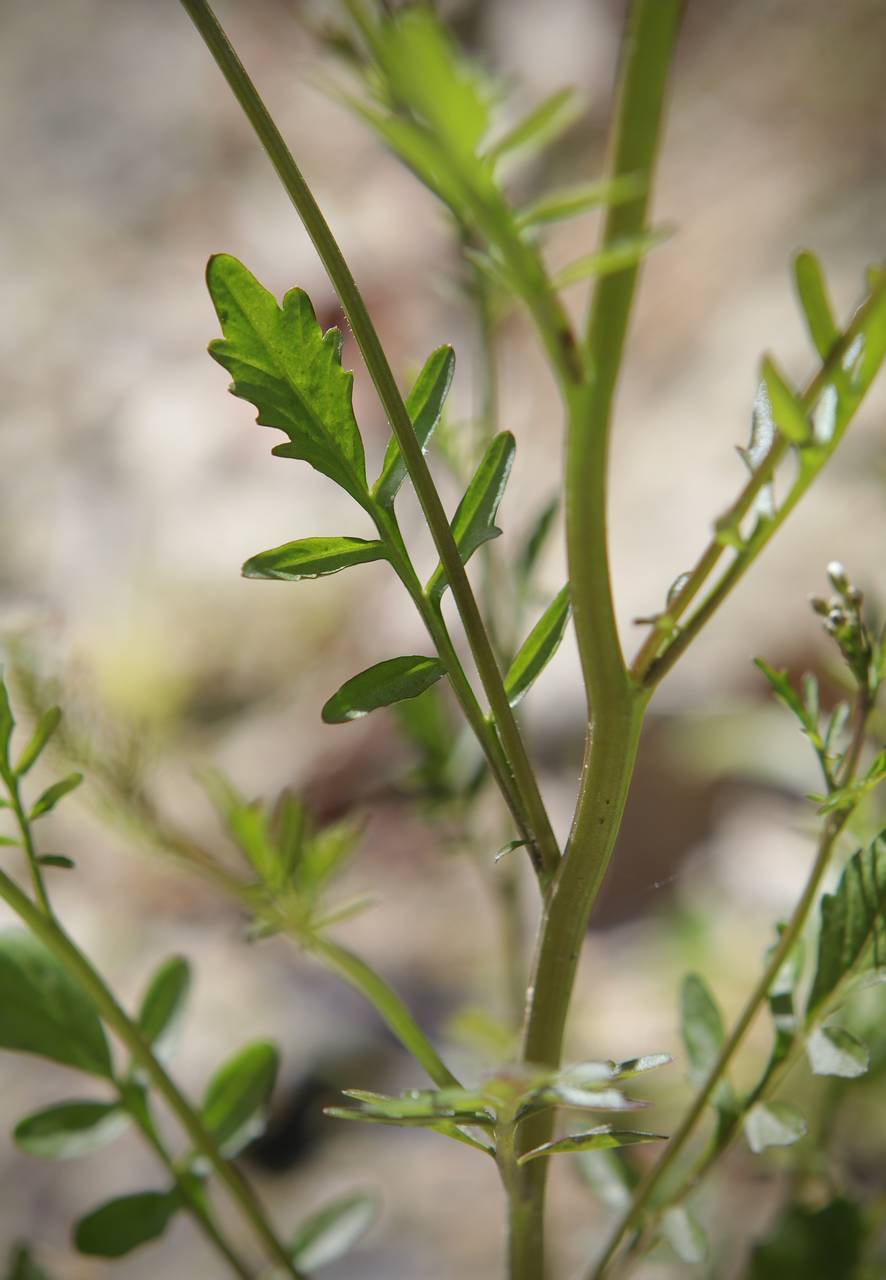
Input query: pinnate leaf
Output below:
<box><xmin>289</xmin><ymin>1191</ymin><xmax>377</xmax><ymax>1271</ymax></box>
<box><xmin>744</xmin><ymin>1100</ymin><xmax>806</xmax><ymax>1153</ymax></box>
<box><xmin>74</xmin><ymin>1190</ymin><xmax>181</xmax><ymax>1258</ymax></box>
<box><xmin>504</xmin><ymin>587</ymin><xmax>571</xmax><ymax>707</ymax></box>
<box><xmin>243</xmin><ymin>537</ymin><xmax>387</xmax><ymax>582</ymax></box>
<box><xmin>0</xmin><ymin>930</ymin><xmax>112</xmax><ymax>1078</ymax></box>
<box><xmin>206</xmin><ymin>255</ymin><xmax>368</xmax><ymax>505</ymax></box>
<box><xmin>14</xmin><ymin>1101</ymin><xmax>128</xmax><ymax>1160</ymax></box>
<box><xmin>806</xmin><ymin>832</ymin><xmax>886</xmax><ymax>1017</ymax></box>
<box><xmin>202</xmin><ymin>1040</ymin><xmax>279</xmax><ymax>1157</ymax></box>
<box><xmin>427</xmin><ymin>432</ymin><xmax>515</xmax><ymax>601</ymax></box>
<box><xmin>322</xmin><ymin>656</ymin><xmax>446</xmax><ymax>724</ymax></box>
<box><xmin>374</xmin><ymin>345</ymin><xmax>455</xmax><ymax>507</ymax></box>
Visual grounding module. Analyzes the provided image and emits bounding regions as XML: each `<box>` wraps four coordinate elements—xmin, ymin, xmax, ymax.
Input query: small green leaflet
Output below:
<box><xmin>661</xmin><ymin>1205</ymin><xmax>708</xmax><ymax>1265</ymax></box>
<box><xmin>289</xmin><ymin>1191</ymin><xmax>378</xmax><ymax>1271</ymax></box>
<box><xmin>487</xmin><ymin>87</ymin><xmax>583</xmax><ymax>164</ymax></box>
<box><xmin>794</xmin><ymin>251</ymin><xmax>839</xmax><ymax>361</ymax></box>
<box><xmin>14</xmin><ymin>1101</ymin><xmax>128</xmax><ymax>1160</ymax></box>
<box><xmin>363</xmin><ymin>5</ymin><xmax>493</xmax><ymax>160</ymax></box>
<box><xmin>504</xmin><ymin>587</ymin><xmax>571</xmax><ymax>708</ymax></box>
<box><xmin>74</xmin><ymin>1190</ymin><xmax>182</xmax><ymax>1258</ymax></box>
<box><xmin>760</xmin><ymin>355</ymin><xmax>811</xmax><ymax>445</ymax></box>
<box><xmin>680</xmin><ymin>974</ymin><xmax>736</xmax><ymax>1122</ymax></box>
<box><xmin>243</xmin><ymin>536</ymin><xmax>387</xmax><ymax>582</ymax></box>
<box><xmin>322</xmin><ymin>656</ymin><xmax>446</xmax><ymax>724</ymax></box>
<box><xmin>0</xmin><ymin>930</ymin><xmax>112</xmax><ymax>1078</ymax></box>
<box><xmin>744</xmin><ymin>1100</ymin><xmax>806</xmax><ymax>1154</ymax></box>
<box><xmin>136</xmin><ymin>955</ymin><xmax>191</xmax><ymax>1059</ymax></box>
<box><xmin>517</xmin><ymin>496</ymin><xmax>558</xmax><ymax>584</ymax></box>
<box><xmin>374</xmin><ymin>346</ymin><xmax>455</xmax><ymax>507</ymax></box>
<box><xmin>427</xmin><ymin>432</ymin><xmax>515</xmax><ymax>602</ymax></box>
<box><xmin>206</xmin><ymin>255</ymin><xmax>368</xmax><ymax>506</ymax></box>
<box><xmin>29</xmin><ymin>774</ymin><xmax>82</xmax><ymax>820</ymax></box>
<box><xmin>518</xmin><ymin>1126</ymin><xmax>664</xmax><ymax>1164</ymax></box>
<box><xmin>806</xmin><ymin>832</ymin><xmax>886</xmax><ymax>1017</ymax></box>
<box><xmin>516</xmin><ymin>174</ymin><xmax>644</xmax><ymax>230</ymax></box>
<box><xmin>552</xmin><ymin>228</ymin><xmax>670</xmax><ymax>289</ymax></box>
<box><xmin>202</xmin><ymin>1040</ymin><xmax>279</xmax><ymax>1157</ymax></box>
<box><xmin>805</xmin><ymin>1025</ymin><xmax>869</xmax><ymax>1078</ymax></box>
<box><xmin>14</xmin><ymin>707</ymin><xmax>62</xmax><ymax>777</ymax></box>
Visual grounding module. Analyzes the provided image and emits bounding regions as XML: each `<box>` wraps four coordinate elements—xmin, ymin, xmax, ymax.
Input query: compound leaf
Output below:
<box><xmin>322</xmin><ymin>656</ymin><xmax>446</xmax><ymax>724</ymax></box>
<box><xmin>243</xmin><ymin>537</ymin><xmax>387</xmax><ymax>582</ymax></box>
<box><xmin>206</xmin><ymin>255</ymin><xmax>368</xmax><ymax>506</ymax></box>
<box><xmin>0</xmin><ymin>930</ymin><xmax>112</xmax><ymax>1078</ymax></box>
<box><xmin>14</xmin><ymin>1101</ymin><xmax>128</xmax><ymax>1160</ymax></box>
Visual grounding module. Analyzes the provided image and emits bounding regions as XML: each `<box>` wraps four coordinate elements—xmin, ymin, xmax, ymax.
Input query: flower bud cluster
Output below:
<box><xmin>809</xmin><ymin>562</ymin><xmax>873</xmax><ymax>690</ymax></box>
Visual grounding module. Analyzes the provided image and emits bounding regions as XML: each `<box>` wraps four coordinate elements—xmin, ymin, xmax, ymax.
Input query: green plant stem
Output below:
<box><xmin>6</xmin><ymin>776</ymin><xmax>51</xmax><ymax>913</ymax></box>
<box><xmin>588</xmin><ymin>695</ymin><xmax>873</xmax><ymax>1280</ymax></box>
<box><xmin>310</xmin><ymin>935</ymin><xmax>462</xmax><ymax>1090</ymax></box>
<box><xmin>178</xmin><ymin>0</ymin><xmax>560</xmax><ymax>885</ymax></box>
<box><xmin>496</xmin><ymin>1121</ymin><xmax>544</xmax><ymax>1280</ymax></box>
<box><xmin>374</xmin><ymin>504</ymin><xmax>550</xmax><ymax>880</ymax></box>
<box><xmin>631</xmin><ymin>272</ymin><xmax>886</xmax><ymax>688</ymax></box>
<box><xmin>0</xmin><ymin>867</ymin><xmax>302</xmax><ymax>1279</ymax></box>
<box><xmin>510</xmin><ymin>7</ymin><xmax>683</xmax><ymax>1274</ymax></box>
<box><xmin>123</xmin><ymin>1087</ymin><xmax>254</xmax><ymax>1280</ymax></box>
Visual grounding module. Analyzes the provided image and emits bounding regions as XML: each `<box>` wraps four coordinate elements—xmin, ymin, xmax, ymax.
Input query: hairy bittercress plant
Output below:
<box><xmin>1</xmin><ymin>2</ymin><xmax>884</xmax><ymax>1277</ymax></box>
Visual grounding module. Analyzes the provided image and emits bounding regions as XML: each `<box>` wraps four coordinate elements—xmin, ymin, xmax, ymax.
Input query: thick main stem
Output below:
<box><xmin>513</xmin><ymin>5</ymin><xmax>683</xmax><ymax>1275</ymax></box>
<box><xmin>178</xmin><ymin>0</ymin><xmax>560</xmax><ymax>883</ymax></box>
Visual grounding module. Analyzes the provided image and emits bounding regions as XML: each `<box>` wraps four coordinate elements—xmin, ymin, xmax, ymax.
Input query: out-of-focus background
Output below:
<box><xmin>1</xmin><ymin>0</ymin><xmax>885</xmax><ymax>1275</ymax></box>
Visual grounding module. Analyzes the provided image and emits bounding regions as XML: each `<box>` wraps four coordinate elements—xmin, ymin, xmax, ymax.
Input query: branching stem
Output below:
<box><xmin>178</xmin><ymin>0</ymin><xmax>560</xmax><ymax>884</ymax></box>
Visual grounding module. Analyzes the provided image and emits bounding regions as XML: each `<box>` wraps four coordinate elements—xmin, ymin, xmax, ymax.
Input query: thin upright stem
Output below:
<box><xmin>588</xmin><ymin>693</ymin><xmax>873</xmax><ymax>1280</ymax></box>
<box><xmin>7</xmin><ymin>778</ymin><xmax>51</xmax><ymax>914</ymax></box>
<box><xmin>0</xmin><ymin>868</ymin><xmax>302</xmax><ymax>1278</ymax></box>
<box><xmin>123</xmin><ymin>1087</ymin><xmax>254</xmax><ymax>1279</ymax></box>
<box><xmin>178</xmin><ymin>0</ymin><xmax>560</xmax><ymax>884</ymax></box>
